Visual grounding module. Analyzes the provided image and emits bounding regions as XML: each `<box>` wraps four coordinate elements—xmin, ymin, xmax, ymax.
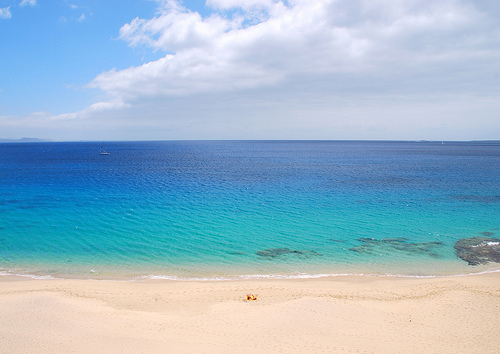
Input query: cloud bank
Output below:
<box><xmin>2</xmin><ymin>0</ymin><xmax>500</xmax><ymax>140</ymax></box>
<box><xmin>90</xmin><ymin>0</ymin><xmax>499</xmax><ymax>102</ymax></box>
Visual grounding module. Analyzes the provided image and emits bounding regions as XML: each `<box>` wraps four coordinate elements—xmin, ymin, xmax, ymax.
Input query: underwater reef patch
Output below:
<box><xmin>327</xmin><ymin>239</ymin><xmax>347</xmax><ymax>243</ymax></box>
<box><xmin>454</xmin><ymin>236</ymin><xmax>500</xmax><ymax>266</ymax></box>
<box><xmin>256</xmin><ymin>248</ymin><xmax>322</xmax><ymax>259</ymax></box>
<box><xmin>227</xmin><ymin>251</ymin><xmax>246</xmax><ymax>256</ymax></box>
<box><xmin>349</xmin><ymin>237</ymin><xmax>445</xmax><ymax>258</ymax></box>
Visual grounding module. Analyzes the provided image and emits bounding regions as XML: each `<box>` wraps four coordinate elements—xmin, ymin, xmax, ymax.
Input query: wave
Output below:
<box><xmin>2</xmin><ymin>268</ymin><xmax>499</xmax><ymax>282</ymax></box>
<box><xmin>0</xmin><ymin>269</ymin><xmax>55</xmax><ymax>280</ymax></box>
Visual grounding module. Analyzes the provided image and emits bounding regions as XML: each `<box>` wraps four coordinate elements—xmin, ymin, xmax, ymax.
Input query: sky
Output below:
<box><xmin>0</xmin><ymin>0</ymin><xmax>499</xmax><ymax>141</ymax></box>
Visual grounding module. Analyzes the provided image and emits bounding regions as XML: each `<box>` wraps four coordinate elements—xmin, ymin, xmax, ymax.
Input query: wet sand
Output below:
<box><xmin>0</xmin><ymin>273</ymin><xmax>499</xmax><ymax>353</ymax></box>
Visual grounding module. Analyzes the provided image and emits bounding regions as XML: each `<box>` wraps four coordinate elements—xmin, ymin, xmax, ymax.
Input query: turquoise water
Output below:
<box><xmin>0</xmin><ymin>141</ymin><xmax>499</xmax><ymax>279</ymax></box>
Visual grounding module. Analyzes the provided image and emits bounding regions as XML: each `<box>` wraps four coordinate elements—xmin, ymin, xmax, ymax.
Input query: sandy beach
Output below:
<box><xmin>0</xmin><ymin>272</ymin><xmax>499</xmax><ymax>353</ymax></box>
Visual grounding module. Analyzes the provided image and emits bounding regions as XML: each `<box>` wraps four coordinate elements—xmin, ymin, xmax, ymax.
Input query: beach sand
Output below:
<box><xmin>0</xmin><ymin>273</ymin><xmax>499</xmax><ymax>353</ymax></box>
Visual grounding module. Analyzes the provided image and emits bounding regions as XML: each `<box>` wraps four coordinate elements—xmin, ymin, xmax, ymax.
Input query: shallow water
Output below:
<box><xmin>0</xmin><ymin>140</ymin><xmax>499</xmax><ymax>279</ymax></box>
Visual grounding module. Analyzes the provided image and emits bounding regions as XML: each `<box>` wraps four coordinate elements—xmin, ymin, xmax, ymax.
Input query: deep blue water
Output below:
<box><xmin>0</xmin><ymin>140</ymin><xmax>499</xmax><ymax>279</ymax></box>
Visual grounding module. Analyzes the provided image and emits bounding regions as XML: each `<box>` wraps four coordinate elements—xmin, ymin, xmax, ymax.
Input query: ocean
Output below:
<box><xmin>0</xmin><ymin>140</ymin><xmax>499</xmax><ymax>280</ymax></box>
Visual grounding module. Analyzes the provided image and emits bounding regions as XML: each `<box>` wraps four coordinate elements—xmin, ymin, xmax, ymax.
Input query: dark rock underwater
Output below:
<box><xmin>454</xmin><ymin>236</ymin><xmax>500</xmax><ymax>266</ymax></box>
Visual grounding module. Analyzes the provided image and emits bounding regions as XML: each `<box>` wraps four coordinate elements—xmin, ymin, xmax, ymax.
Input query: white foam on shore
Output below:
<box><xmin>0</xmin><ymin>270</ymin><xmax>55</xmax><ymax>280</ymax></box>
<box><xmin>132</xmin><ymin>268</ymin><xmax>500</xmax><ymax>282</ymax></box>
<box><xmin>2</xmin><ymin>267</ymin><xmax>500</xmax><ymax>282</ymax></box>
<box><xmin>134</xmin><ymin>273</ymin><xmax>357</xmax><ymax>281</ymax></box>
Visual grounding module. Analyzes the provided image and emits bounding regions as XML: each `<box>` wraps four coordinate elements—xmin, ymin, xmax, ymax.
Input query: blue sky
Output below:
<box><xmin>1</xmin><ymin>1</ymin><xmax>163</xmax><ymax>114</ymax></box>
<box><xmin>1</xmin><ymin>0</ymin><xmax>499</xmax><ymax>141</ymax></box>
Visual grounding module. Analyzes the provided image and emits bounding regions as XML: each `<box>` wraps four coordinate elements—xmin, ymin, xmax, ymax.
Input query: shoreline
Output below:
<box><xmin>1</xmin><ymin>272</ymin><xmax>499</xmax><ymax>353</ymax></box>
<box><xmin>2</xmin><ymin>263</ymin><xmax>500</xmax><ymax>282</ymax></box>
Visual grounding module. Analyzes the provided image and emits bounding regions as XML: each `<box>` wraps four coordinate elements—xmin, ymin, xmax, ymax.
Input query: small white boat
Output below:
<box><xmin>100</xmin><ymin>147</ymin><xmax>110</xmax><ymax>155</ymax></box>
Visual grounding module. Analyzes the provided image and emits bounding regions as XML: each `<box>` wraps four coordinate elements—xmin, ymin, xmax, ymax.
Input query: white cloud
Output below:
<box><xmin>89</xmin><ymin>0</ymin><xmax>499</xmax><ymax>107</ymax></box>
<box><xmin>19</xmin><ymin>0</ymin><xmax>36</xmax><ymax>7</ymax></box>
<box><xmin>0</xmin><ymin>98</ymin><xmax>129</xmax><ymax>141</ymax></box>
<box><xmin>3</xmin><ymin>0</ymin><xmax>500</xmax><ymax>140</ymax></box>
<box><xmin>0</xmin><ymin>7</ymin><xmax>12</xmax><ymax>19</ymax></box>
<box><xmin>53</xmin><ymin>99</ymin><xmax>128</xmax><ymax>121</ymax></box>
<box><xmin>206</xmin><ymin>0</ymin><xmax>277</xmax><ymax>10</ymax></box>
<box><xmin>77</xmin><ymin>13</ymin><xmax>86</xmax><ymax>22</ymax></box>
